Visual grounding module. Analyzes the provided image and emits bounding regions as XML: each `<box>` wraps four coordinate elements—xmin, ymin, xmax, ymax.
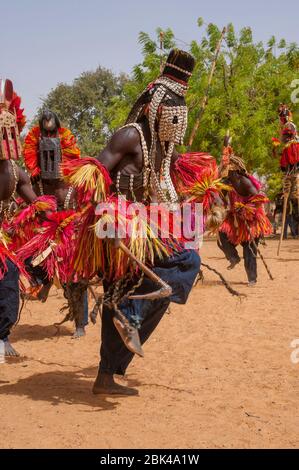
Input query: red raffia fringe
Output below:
<box><xmin>280</xmin><ymin>142</ymin><xmax>299</xmax><ymax>168</ymax></box>
<box><xmin>0</xmin><ymin>233</ymin><xmax>27</xmax><ymax>281</ymax></box>
<box><xmin>9</xmin><ymin>93</ymin><xmax>26</xmax><ymax>132</ymax></box>
<box><xmin>23</xmin><ymin>127</ymin><xmax>81</xmax><ymax>177</ymax></box>
<box><xmin>61</xmin><ymin>156</ymin><xmax>112</xmax><ymax>205</ymax></box>
<box><xmin>171</xmin><ymin>152</ymin><xmax>218</xmax><ymax>193</ymax></box>
<box><xmin>8</xmin><ymin>196</ymin><xmax>57</xmax><ymax>251</ymax></box>
<box><xmin>171</xmin><ymin>152</ymin><xmax>230</xmax><ymax>211</ymax></box>
<box><xmin>220</xmin><ymin>192</ymin><xmax>272</xmax><ymax>244</ymax></box>
<box><xmin>17</xmin><ymin>210</ymin><xmax>79</xmax><ymax>284</ymax></box>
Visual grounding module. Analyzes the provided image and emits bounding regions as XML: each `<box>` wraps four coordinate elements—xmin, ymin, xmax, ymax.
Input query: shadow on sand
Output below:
<box><xmin>195</xmin><ymin>279</ymin><xmax>248</xmax><ymax>288</ymax></box>
<box><xmin>11</xmin><ymin>323</ymin><xmax>72</xmax><ymax>343</ymax></box>
<box><xmin>0</xmin><ymin>366</ymin><xmax>138</xmax><ymax>411</ymax></box>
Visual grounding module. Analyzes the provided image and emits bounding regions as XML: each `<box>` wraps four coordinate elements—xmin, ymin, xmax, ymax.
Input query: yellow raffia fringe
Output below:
<box><xmin>188</xmin><ymin>178</ymin><xmax>231</xmax><ymax>199</ymax></box>
<box><xmin>34</xmin><ymin>200</ymin><xmax>55</xmax><ymax>212</ymax></box>
<box><xmin>65</xmin><ymin>164</ymin><xmax>108</xmax><ymax>202</ymax></box>
<box><xmin>70</xmin><ymin>205</ymin><xmax>101</xmax><ymax>275</ymax></box>
<box><xmin>0</xmin><ymin>229</ymin><xmax>10</xmax><ymax>248</ymax></box>
<box><xmin>234</xmin><ymin>201</ymin><xmax>255</xmax><ymax>215</ymax></box>
<box><xmin>94</xmin><ymin>211</ymin><xmax>170</xmax><ymax>277</ymax></box>
<box><xmin>127</xmin><ymin>214</ymin><xmax>169</xmax><ymax>262</ymax></box>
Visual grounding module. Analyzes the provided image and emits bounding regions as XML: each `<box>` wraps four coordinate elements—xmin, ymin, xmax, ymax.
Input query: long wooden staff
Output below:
<box><xmin>277</xmin><ymin>176</ymin><xmax>291</xmax><ymax>257</ymax></box>
<box><xmin>188</xmin><ymin>26</ymin><xmax>227</xmax><ymax>148</ymax></box>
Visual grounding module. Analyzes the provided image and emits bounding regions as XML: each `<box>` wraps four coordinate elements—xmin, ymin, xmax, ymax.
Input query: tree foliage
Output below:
<box><xmin>36</xmin><ymin>20</ymin><xmax>299</xmax><ymax>197</ymax></box>
<box><xmin>36</xmin><ymin>67</ymin><xmax>128</xmax><ymax>155</ymax></box>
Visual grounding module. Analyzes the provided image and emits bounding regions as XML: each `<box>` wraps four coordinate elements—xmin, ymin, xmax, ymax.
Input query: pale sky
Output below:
<box><xmin>1</xmin><ymin>0</ymin><xmax>298</xmax><ymax>121</ymax></box>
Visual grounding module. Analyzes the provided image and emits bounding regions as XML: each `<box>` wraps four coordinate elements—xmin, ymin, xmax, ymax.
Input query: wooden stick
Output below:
<box><xmin>277</xmin><ymin>179</ymin><xmax>291</xmax><ymax>257</ymax></box>
<box><xmin>118</xmin><ymin>241</ymin><xmax>172</xmax><ymax>300</ymax></box>
<box><xmin>200</xmin><ymin>262</ymin><xmax>245</xmax><ymax>297</ymax></box>
<box><xmin>188</xmin><ymin>26</ymin><xmax>226</xmax><ymax>148</ymax></box>
<box><xmin>88</xmin><ymin>286</ymin><xmax>103</xmax><ymax>324</ymax></box>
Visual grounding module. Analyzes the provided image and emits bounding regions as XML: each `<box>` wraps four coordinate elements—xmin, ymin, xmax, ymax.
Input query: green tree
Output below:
<box><xmin>36</xmin><ymin>21</ymin><xmax>299</xmax><ymax>198</ymax></box>
<box><xmin>109</xmin><ymin>21</ymin><xmax>299</xmax><ymax>198</ymax></box>
<box><xmin>35</xmin><ymin>67</ymin><xmax>128</xmax><ymax>156</ymax></box>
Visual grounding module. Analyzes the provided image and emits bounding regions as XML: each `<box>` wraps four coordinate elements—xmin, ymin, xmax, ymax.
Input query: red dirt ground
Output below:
<box><xmin>1</xmin><ymin>238</ymin><xmax>299</xmax><ymax>449</ymax></box>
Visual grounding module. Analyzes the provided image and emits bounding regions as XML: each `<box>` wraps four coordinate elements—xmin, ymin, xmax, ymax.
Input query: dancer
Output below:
<box><xmin>64</xmin><ymin>49</ymin><xmax>226</xmax><ymax>395</ymax></box>
<box><xmin>272</xmin><ymin>104</ymin><xmax>299</xmax><ymax>173</ymax></box>
<box><xmin>23</xmin><ymin>110</ymin><xmax>88</xmax><ymax>337</ymax></box>
<box><xmin>19</xmin><ymin>50</ymin><xmax>227</xmax><ymax>392</ymax></box>
<box><xmin>272</xmin><ymin>105</ymin><xmax>299</xmax><ymax>255</ymax></box>
<box><xmin>218</xmin><ymin>141</ymin><xmax>272</xmax><ymax>286</ymax></box>
<box><xmin>0</xmin><ymin>79</ymin><xmax>55</xmax><ymax>356</ymax></box>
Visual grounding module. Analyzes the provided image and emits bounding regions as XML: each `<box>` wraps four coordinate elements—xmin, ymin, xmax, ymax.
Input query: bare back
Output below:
<box><xmin>97</xmin><ymin>121</ymin><xmax>179</xmax><ymax>202</ymax></box>
<box><xmin>229</xmin><ymin>172</ymin><xmax>258</xmax><ymax>198</ymax></box>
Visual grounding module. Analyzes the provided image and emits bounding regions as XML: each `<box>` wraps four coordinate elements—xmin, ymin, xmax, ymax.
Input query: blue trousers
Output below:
<box><xmin>218</xmin><ymin>231</ymin><xmax>259</xmax><ymax>282</ymax></box>
<box><xmin>82</xmin><ymin>292</ymin><xmax>88</xmax><ymax>327</ymax></box>
<box><xmin>283</xmin><ymin>214</ymin><xmax>298</xmax><ymax>238</ymax></box>
<box><xmin>99</xmin><ymin>249</ymin><xmax>200</xmax><ymax>375</ymax></box>
<box><xmin>72</xmin><ymin>289</ymin><xmax>88</xmax><ymax>327</ymax></box>
<box><xmin>0</xmin><ymin>260</ymin><xmax>20</xmax><ymax>341</ymax></box>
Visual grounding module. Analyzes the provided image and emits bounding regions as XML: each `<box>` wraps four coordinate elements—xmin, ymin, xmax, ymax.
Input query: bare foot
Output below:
<box><xmin>4</xmin><ymin>341</ymin><xmax>20</xmax><ymax>357</ymax></box>
<box><xmin>72</xmin><ymin>327</ymin><xmax>86</xmax><ymax>339</ymax></box>
<box><xmin>92</xmin><ymin>372</ymin><xmax>138</xmax><ymax>396</ymax></box>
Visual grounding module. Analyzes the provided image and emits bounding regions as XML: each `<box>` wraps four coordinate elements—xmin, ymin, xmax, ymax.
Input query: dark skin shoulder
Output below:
<box><xmin>0</xmin><ymin>161</ymin><xmax>36</xmax><ymax>203</ymax></box>
<box><xmin>228</xmin><ymin>171</ymin><xmax>258</xmax><ymax>197</ymax></box>
<box><xmin>97</xmin><ymin>123</ymin><xmax>180</xmax><ymax>201</ymax></box>
<box><xmin>98</xmin><ymin>124</ymin><xmax>180</xmax><ymax>174</ymax></box>
<box><xmin>98</xmin><ymin>126</ymin><xmax>143</xmax><ymax>174</ymax></box>
<box><xmin>98</xmin><ymin>126</ymin><xmax>147</xmax><ymax>201</ymax></box>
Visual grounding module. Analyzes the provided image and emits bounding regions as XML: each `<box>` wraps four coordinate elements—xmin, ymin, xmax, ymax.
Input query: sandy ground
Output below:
<box><xmin>1</xmin><ymin>237</ymin><xmax>299</xmax><ymax>449</ymax></box>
